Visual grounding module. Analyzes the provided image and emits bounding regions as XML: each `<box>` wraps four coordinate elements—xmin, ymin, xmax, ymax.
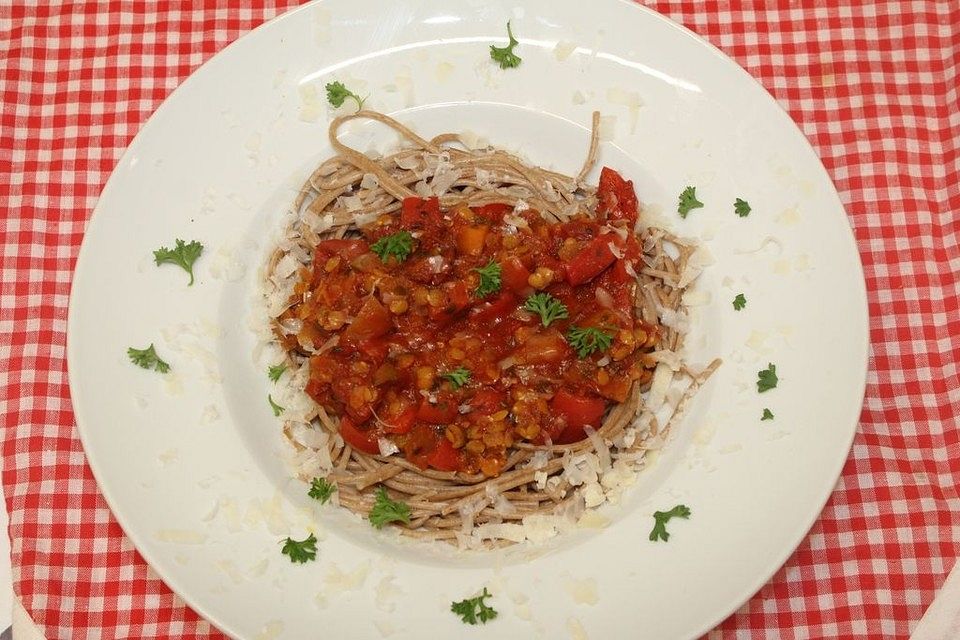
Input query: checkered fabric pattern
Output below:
<box><xmin>1</xmin><ymin>1</ymin><xmax>957</xmax><ymax>638</ymax></box>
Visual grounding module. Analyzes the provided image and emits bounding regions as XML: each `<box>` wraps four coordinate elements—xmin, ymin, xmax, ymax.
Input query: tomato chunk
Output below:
<box><xmin>339</xmin><ymin>416</ymin><xmax>381</xmax><ymax>454</ymax></box>
<box><xmin>470</xmin><ymin>292</ymin><xmax>518</xmax><ymax>324</ymax></box>
<box><xmin>416</xmin><ymin>398</ymin><xmax>458</xmax><ymax>424</ymax></box>
<box><xmin>501</xmin><ymin>257</ymin><xmax>532</xmax><ymax>296</ymax></box>
<box><xmin>400</xmin><ymin>196</ymin><xmax>441</xmax><ymax>228</ymax></box>
<box><xmin>426</xmin><ymin>437</ymin><xmax>460</xmax><ymax>471</ymax></box>
<box><xmin>564</xmin><ymin>234</ymin><xmax>620</xmax><ymax>286</ymax></box>
<box><xmin>551</xmin><ymin>389</ymin><xmax>608</xmax><ymax>444</ymax></box>
<box><xmin>345</xmin><ymin>297</ymin><xmax>392</xmax><ymax>342</ymax></box>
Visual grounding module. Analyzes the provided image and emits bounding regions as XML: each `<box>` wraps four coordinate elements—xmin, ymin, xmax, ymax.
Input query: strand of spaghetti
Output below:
<box><xmin>576</xmin><ymin>110</ymin><xmax>602</xmax><ymax>183</ymax></box>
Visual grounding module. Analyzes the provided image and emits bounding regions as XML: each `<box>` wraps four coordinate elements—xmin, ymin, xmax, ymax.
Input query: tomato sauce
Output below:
<box><xmin>278</xmin><ymin>167</ymin><xmax>658</xmax><ymax>477</ymax></box>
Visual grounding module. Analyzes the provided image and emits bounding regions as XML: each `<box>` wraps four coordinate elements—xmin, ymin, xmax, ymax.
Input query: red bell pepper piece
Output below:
<box><xmin>339</xmin><ymin>416</ymin><xmax>381</xmax><ymax>455</ymax></box>
<box><xmin>400</xmin><ymin>196</ymin><xmax>441</xmax><ymax>228</ymax></box>
<box><xmin>564</xmin><ymin>234</ymin><xmax>620</xmax><ymax>286</ymax></box>
<box><xmin>597</xmin><ymin>167</ymin><xmax>639</xmax><ymax>224</ymax></box>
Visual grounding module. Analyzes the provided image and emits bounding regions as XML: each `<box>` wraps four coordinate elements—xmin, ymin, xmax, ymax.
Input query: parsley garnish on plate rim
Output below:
<box><xmin>325</xmin><ymin>81</ymin><xmax>366</xmax><ymax>110</ymax></box>
<box><xmin>489</xmin><ymin>22</ymin><xmax>521</xmax><ymax>69</ymax></box>
<box><xmin>649</xmin><ymin>504</ymin><xmax>691</xmax><ymax>542</ymax></box>
<box><xmin>280</xmin><ymin>533</ymin><xmax>317</xmax><ymax>563</ymax></box>
<box><xmin>761</xmin><ymin>408</ymin><xmax>775</xmax><ymax>421</ymax></box>
<box><xmin>153</xmin><ymin>238</ymin><xmax>203</xmax><ymax>285</ymax></box>
<box><xmin>127</xmin><ymin>344</ymin><xmax>170</xmax><ymax>373</ymax></box>
<box><xmin>677</xmin><ymin>186</ymin><xmax>703</xmax><ymax>218</ymax></box>
<box><xmin>734</xmin><ymin>197</ymin><xmax>752</xmax><ymax>217</ymax></box>
<box><xmin>757</xmin><ymin>363</ymin><xmax>779</xmax><ymax>393</ymax></box>
<box><xmin>451</xmin><ymin>587</ymin><xmax>499</xmax><ymax>625</ymax></box>
<box><xmin>732</xmin><ymin>293</ymin><xmax>747</xmax><ymax>310</ymax></box>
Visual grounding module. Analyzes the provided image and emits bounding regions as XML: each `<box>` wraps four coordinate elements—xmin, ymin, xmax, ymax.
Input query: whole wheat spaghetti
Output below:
<box><xmin>263</xmin><ymin>111</ymin><xmax>719</xmax><ymax>546</ymax></box>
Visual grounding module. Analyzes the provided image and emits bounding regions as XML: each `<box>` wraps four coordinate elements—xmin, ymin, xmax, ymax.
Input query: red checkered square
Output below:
<box><xmin>2</xmin><ymin>2</ymin><xmax>958</xmax><ymax>638</ymax></box>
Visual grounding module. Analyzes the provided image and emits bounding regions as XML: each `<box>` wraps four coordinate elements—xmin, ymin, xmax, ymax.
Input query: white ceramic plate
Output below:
<box><xmin>68</xmin><ymin>1</ymin><xmax>868</xmax><ymax>638</ymax></box>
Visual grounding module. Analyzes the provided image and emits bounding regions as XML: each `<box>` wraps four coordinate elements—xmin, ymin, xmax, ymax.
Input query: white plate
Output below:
<box><xmin>67</xmin><ymin>2</ymin><xmax>868</xmax><ymax>638</ymax></box>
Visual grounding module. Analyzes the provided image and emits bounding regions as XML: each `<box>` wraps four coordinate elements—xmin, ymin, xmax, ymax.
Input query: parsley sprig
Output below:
<box><xmin>451</xmin><ymin>587</ymin><xmax>499</xmax><ymax>625</ymax></box>
<box><xmin>677</xmin><ymin>186</ymin><xmax>703</xmax><ymax>218</ymax></box>
<box><xmin>761</xmin><ymin>408</ymin><xmax>774</xmax><ymax>421</ymax></box>
<box><xmin>566</xmin><ymin>325</ymin><xmax>613</xmax><ymax>359</ymax></box>
<box><xmin>308</xmin><ymin>477</ymin><xmax>336</xmax><ymax>504</ymax></box>
<box><xmin>524</xmin><ymin>292</ymin><xmax>569</xmax><ymax>327</ymax></box>
<box><xmin>280</xmin><ymin>533</ymin><xmax>317</xmax><ymax>563</ymax></box>
<box><xmin>153</xmin><ymin>239</ymin><xmax>203</xmax><ymax>285</ymax></box>
<box><xmin>368</xmin><ymin>486</ymin><xmax>411</xmax><ymax>529</ymax></box>
<box><xmin>268</xmin><ymin>394</ymin><xmax>285</xmax><ymax>416</ymax></box>
<box><xmin>325</xmin><ymin>81</ymin><xmax>366</xmax><ymax>110</ymax></box>
<box><xmin>757</xmin><ymin>363</ymin><xmax>779</xmax><ymax>393</ymax></box>
<box><xmin>732</xmin><ymin>293</ymin><xmax>746</xmax><ymax>311</ymax></box>
<box><xmin>267</xmin><ymin>364</ymin><xmax>287</xmax><ymax>382</ymax></box>
<box><xmin>489</xmin><ymin>22</ymin><xmax>521</xmax><ymax>69</ymax></box>
<box><xmin>472</xmin><ymin>260</ymin><xmax>502</xmax><ymax>298</ymax></box>
<box><xmin>441</xmin><ymin>367</ymin><xmax>471</xmax><ymax>390</ymax></box>
<box><xmin>734</xmin><ymin>198</ymin><xmax>751</xmax><ymax>217</ymax></box>
<box><xmin>649</xmin><ymin>504</ymin><xmax>691</xmax><ymax>542</ymax></box>
<box><xmin>371</xmin><ymin>231</ymin><xmax>414</xmax><ymax>263</ymax></box>
<box><xmin>127</xmin><ymin>344</ymin><xmax>170</xmax><ymax>373</ymax></box>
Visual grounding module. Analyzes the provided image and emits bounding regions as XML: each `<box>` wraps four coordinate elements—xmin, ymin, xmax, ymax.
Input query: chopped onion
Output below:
<box><xmin>596</xmin><ymin>356</ymin><xmax>610</xmax><ymax>367</ymax></box>
<box><xmin>595</xmin><ymin>287</ymin><xmax>614</xmax><ymax>309</ymax></box>
<box><xmin>458</xmin><ymin>404</ymin><xmax>472</xmax><ymax>414</ymax></box>
<box><xmin>607</xmin><ymin>241</ymin><xmax>624</xmax><ymax>259</ymax></box>
<box><xmin>427</xmin><ymin>255</ymin><xmax>445</xmax><ymax>273</ymax></box>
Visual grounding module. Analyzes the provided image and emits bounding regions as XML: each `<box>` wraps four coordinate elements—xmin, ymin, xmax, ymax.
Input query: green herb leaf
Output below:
<box><xmin>441</xmin><ymin>367</ymin><xmax>471</xmax><ymax>390</ymax></box>
<box><xmin>368</xmin><ymin>486</ymin><xmax>411</xmax><ymax>529</ymax></box>
<box><xmin>127</xmin><ymin>344</ymin><xmax>170</xmax><ymax>373</ymax></box>
<box><xmin>757</xmin><ymin>363</ymin><xmax>779</xmax><ymax>393</ymax></box>
<box><xmin>325</xmin><ymin>81</ymin><xmax>366</xmax><ymax>110</ymax></box>
<box><xmin>473</xmin><ymin>260</ymin><xmax>502</xmax><ymax>298</ymax></box>
<box><xmin>308</xmin><ymin>477</ymin><xmax>336</xmax><ymax>504</ymax></box>
<box><xmin>153</xmin><ymin>239</ymin><xmax>203</xmax><ymax>285</ymax></box>
<box><xmin>268</xmin><ymin>364</ymin><xmax>287</xmax><ymax>383</ymax></box>
<box><xmin>451</xmin><ymin>587</ymin><xmax>499</xmax><ymax>625</ymax></box>
<box><xmin>524</xmin><ymin>292</ymin><xmax>569</xmax><ymax>328</ymax></box>
<box><xmin>649</xmin><ymin>504</ymin><xmax>691</xmax><ymax>542</ymax></box>
<box><xmin>268</xmin><ymin>394</ymin><xmax>285</xmax><ymax>416</ymax></box>
<box><xmin>566</xmin><ymin>325</ymin><xmax>614</xmax><ymax>359</ymax></box>
<box><xmin>489</xmin><ymin>22</ymin><xmax>521</xmax><ymax>69</ymax></box>
<box><xmin>280</xmin><ymin>533</ymin><xmax>317</xmax><ymax>563</ymax></box>
<box><xmin>677</xmin><ymin>186</ymin><xmax>704</xmax><ymax>218</ymax></box>
<box><xmin>761</xmin><ymin>408</ymin><xmax>774</xmax><ymax>421</ymax></box>
<box><xmin>732</xmin><ymin>293</ymin><xmax>747</xmax><ymax>311</ymax></box>
<box><xmin>734</xmin><ymin>197</ymin><xmax>751</xmax><ymax>217</ymax></box>
<box><xmin>371</xmin><ymin>231</ymin><xmax>414</xmax><ymax>263</ymax></box>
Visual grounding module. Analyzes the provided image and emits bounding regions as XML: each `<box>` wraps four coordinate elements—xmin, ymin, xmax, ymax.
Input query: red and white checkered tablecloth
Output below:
<box><xmin>2</xmin><ymin>1</ymin><xmax>958</xmax><ymax>638</ymax></box>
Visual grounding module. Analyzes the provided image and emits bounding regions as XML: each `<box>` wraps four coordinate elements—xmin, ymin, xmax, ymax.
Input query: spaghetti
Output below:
<box><xmin>263</xmin><ymin>111</ymin><xmax>718</xmax><ymax>546</ymax></box>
